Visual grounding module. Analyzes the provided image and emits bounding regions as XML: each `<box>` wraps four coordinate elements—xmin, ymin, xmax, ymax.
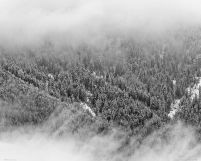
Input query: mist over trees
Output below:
<box><xmin>1</xmin><ymin>1</ymin><xmax>201</xmax><ymax>161</ymax></box>
<box><xmin>1</xmin><ymin>27</ymin><xmax>201</xmax><ymax>141</ymax></box>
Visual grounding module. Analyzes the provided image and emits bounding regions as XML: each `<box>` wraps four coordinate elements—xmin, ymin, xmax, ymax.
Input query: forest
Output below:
<box><xmin>1</xmin><ymin>27</ymin><xmax>201</xmax><ymax>142</ymax></box>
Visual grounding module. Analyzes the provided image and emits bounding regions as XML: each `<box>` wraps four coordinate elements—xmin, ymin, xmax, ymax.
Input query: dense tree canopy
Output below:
<box><xmin>1</xmin><ymin>28</ymin><xmax>201</xmax><ymax>137</ymax></box>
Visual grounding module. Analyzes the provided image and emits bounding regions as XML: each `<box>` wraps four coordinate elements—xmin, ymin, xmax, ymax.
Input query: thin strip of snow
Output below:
<box><xmin>186</xmin><ymin>77</ymin><xmax>201</xmax><ymax>100</ymax></box>
<box><xmin>168</xmin><ymin>99</ymin><xmax>181</xmax><ymax>119</ymax></box>
<box><xmin>80</xmin><ymin>103</ymin><xmax>96</xmax><ymax>117</ymax></box>
<box><xmin>169</xmin><ymin>77</ymin><xmax>201</xmax><ymax>119</ymax></box>
<box><xmin>172</xmin><ymin>80</ymin><xmax>176</xmax><ymax>86</ymax></box>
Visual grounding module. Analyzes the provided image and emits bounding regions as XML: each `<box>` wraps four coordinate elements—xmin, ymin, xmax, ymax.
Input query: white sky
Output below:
<box><xmin>0</xmin><ymin>0</ymin><xmax>201</xmax><ymax>47</ymax></box>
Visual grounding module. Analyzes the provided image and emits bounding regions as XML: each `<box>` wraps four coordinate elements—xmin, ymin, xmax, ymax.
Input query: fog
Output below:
<box><xmin>0</xmin><ymin>0</ymin><xmax>201</xmax><ymax>47</ymax></box>
<box><xmin>1</xmin><ymin>1</ymin><xmax>201</xmax><ymax>161</ymax></box>
<box><xmin>0</xmin><ymin>123</ymin><xmax>200</xmax><ymax>161</ymax></box>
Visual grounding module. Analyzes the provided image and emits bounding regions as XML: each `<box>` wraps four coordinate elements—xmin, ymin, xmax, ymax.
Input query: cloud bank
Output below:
<box><xmin>0</xmin><ymin>122</ymin><xmax>200</xmax><ymax>161</ymax></box>
<box><xmin>0</xmin><ymin>0</ymin><xmax>201</xmax><ymax>47</ymax></box>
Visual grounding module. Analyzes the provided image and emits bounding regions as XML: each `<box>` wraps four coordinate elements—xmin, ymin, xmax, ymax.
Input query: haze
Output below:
<box><xmin>1</xmin><ymin>1</ymin><xmax>201</xmax><ymax>161</ymax></box>
<box><xmin>0</xmin><ymin>0</ymin><xmax>201</xmax><ymax>47</ymax></box>
<box><xmin>0</xmin><ymin>123</ymin><xmax>200</xmax><ymax>161</ymax></box>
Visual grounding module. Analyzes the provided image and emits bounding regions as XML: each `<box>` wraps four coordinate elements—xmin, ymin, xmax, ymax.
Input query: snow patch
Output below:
<box><xmin>92</xmin><ymin>72</ymin><xmax>103</xmax><ymax>79</ymax></box>
<box><xmin>80</xmin><ymin>103</ymin><xmax>96</xmax><ymax>117</ymax></box>
<box><xmin>169</xmin><ymin>77</ymin><xmax>201</xmax><ymax>119</ymax></box>
<box><xmin>172</xmin><ymin>80</ymin><xmax>176</xmax><ymax>86</ymax></box>
<box><xmin>85</xmin><ymin>91</ymin><xmax>92</xmax><ymax>103</ymax></box>
<box><xmin>48</xmin><ymin>74</ymin><xmax>54</xmax><ymax>80</ymax></box>
<box><xmin>86</xmin><ymin>91</ymin><xmax>93</xmax><ymax>97</ymax></box>
<box><xmin>168</xmin><ymin>99</ymin><xmax>181</xmax><ymax>119</ymax></box>
<box><xmin>186</xmin><ymin>77</ymin><xmax>201</xmax><ymax>100</ymax></box>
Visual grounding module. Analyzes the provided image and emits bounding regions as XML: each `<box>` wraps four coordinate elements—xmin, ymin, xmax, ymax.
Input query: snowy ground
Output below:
<box><xmin>168</xmin><ymin>99</ymin><xmax>181</xmax><ymax>119</ymax></box>
<box><xmin>186</xmin><ymin>77</ymin><xmax>201</xmax><ymax>100</ymax></box>
<box><xmin>80</xmin><ymin>102</ymin><xmax>96</xmax><ymax>117</ymax></box>
<box><xmin>169</xmin><ymin>77</ymin><xmax>201</xmax><ymax>119</ymax></box>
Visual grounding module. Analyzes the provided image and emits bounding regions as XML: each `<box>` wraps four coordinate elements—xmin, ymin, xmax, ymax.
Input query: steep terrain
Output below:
<box><xmin>1</xmin><ymin>29</ymin><xmax>201</xmax><ymax>160</ymax></box>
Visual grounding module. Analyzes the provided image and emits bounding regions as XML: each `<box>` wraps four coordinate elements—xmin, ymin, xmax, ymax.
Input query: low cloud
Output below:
<box><xmin>0</xmin><ymin>0</ymin><xmax>201</xmax><ymax>48</ymax></box>
<box><xmin>0</xmin><ymin>122</ymin><xmax>200</xmax><ymax>161</ymax></box>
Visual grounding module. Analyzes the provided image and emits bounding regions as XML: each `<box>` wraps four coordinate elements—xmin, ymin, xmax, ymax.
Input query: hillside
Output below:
<box><xmin>1</xmin><ymin>28</ymin><xmax>201</xmax><ymax>137</ymax></box>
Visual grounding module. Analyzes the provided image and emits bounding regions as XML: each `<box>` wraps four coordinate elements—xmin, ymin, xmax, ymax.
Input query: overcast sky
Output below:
<box><xmin>0</xmin><ymin>0</ymin><xmax>201</xmax><ymax>47</ymax></box>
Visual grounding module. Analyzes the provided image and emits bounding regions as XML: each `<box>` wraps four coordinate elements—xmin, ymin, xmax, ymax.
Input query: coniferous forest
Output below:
<box><xmin>1</xmin><ymin>27</ymin><xmax>201</xmax><ymax>142</ymax></box>
<box><xmin>3</xmin><ymin>1</ymin><xmax>201</xmax><ymax>161</ymax></box>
